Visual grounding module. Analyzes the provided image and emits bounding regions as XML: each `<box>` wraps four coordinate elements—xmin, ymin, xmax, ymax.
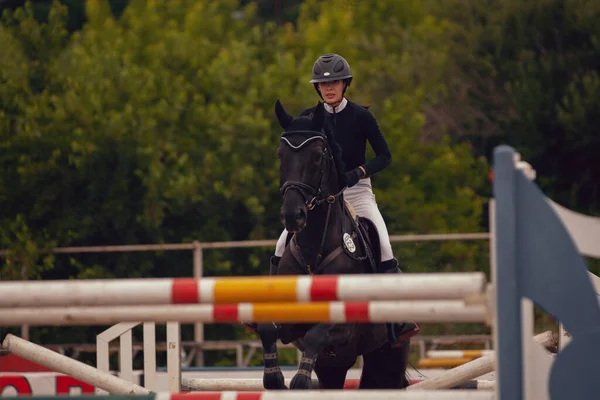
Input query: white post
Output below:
<box><xmin>96</xmin><ymin>337</ymin><xmax>109</xmax><ymax>395</ymax></box>
<box><xmin>166</xmin><ymin>322</ymin><xmax>181</xmax><ymax>393</ymax></box>
<box><xmin>3</xmin><ymin>334</ymin><xmax>149</xmax><ymax>395</ymax></box>
<box><xmin>21</xmin><ymin>324</ymin><xmax>29</xmax><ymax>340</ymax></box>
<box><xmin>521</xmin><ymin>298</ymin><xmax>542</xmax><ymax>400</ymax></box>
<box><xmin>488</xmin><ymin>198</ymin><xmax>500</xmax><ymax>398</ymax></box>
<box><xmin>96</xmin><ymin>322</ymin><xmax>139</xmax><ymax>394</ymax></box>
<box><xmin>142</xmin><ymin>322</ymin><xmax>156</xmax><ymax>391</ymax></box>
<box><xmin>193</xmin><ymin>242</ymin><xmax>204</xmax><ymax>367</ymax></box>
<box><xmin>119</xmin><ymin>329</ymin><xmax>133</xmax><ymax>383</ymax></box>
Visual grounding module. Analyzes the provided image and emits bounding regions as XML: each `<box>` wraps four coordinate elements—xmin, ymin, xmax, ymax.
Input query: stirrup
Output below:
<box><xmin>388</xmin><ymin>322</ymin><xmax>420</xmax><ymax>347</ymax></box>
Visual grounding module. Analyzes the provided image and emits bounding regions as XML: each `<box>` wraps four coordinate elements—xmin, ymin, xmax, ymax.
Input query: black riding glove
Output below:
<box><xmin>344</xmin><ymin>167</ymin><xmax>364</xmax><ymax>188</ymax></box>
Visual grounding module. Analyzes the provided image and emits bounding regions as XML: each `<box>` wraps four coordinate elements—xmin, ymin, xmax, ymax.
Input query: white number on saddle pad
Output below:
<box><xmin>343</xmin><ymin>233</ymin><xmax>356</xmax><ymax>253</ymax></box>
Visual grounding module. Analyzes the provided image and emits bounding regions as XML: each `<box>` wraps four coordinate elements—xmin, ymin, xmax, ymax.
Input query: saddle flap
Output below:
<box><xmin>356</xmin><ymin>216</ymin><xmax>381</xmax><ymax>272</ymax></box>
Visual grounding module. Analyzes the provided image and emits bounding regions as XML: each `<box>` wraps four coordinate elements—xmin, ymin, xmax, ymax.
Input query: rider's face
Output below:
<box><xmin>318</xmin><ymin>80</ymin><xmax>344</xmax><ymax>105</ymax></box>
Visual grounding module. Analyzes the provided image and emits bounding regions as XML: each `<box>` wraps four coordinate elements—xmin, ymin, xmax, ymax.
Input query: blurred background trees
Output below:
<box><xmin>1</xmin><ymin>0</ymin><xmax>598</xmax><ymax>365</ymax></box>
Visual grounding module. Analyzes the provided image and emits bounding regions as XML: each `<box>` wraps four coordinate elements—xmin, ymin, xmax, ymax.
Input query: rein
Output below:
<box><xmin>279</xmin><ymin>131</ymin><xmax>350</xmax><ymax>274</ymax></box>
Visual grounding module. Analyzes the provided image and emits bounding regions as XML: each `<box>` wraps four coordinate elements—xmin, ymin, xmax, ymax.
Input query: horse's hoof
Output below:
<box><xmin>290</xmin><ymin>373</ymin><xmax>311</xmax><ymax>390</ymax></box>
<box><xmin>263</xmin><ymin>370</ymin><xmax>287</xmax><ymax>390</ymax></box>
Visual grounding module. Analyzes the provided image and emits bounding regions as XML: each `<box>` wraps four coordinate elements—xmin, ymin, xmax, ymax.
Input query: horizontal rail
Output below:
<box><xmin>2</xmin><ymin>392</ymin><xmax>497</xmax><ymax>400</ymax></box>
<box><xmin>0</xmin><ymin>301</ymin><xmax>487</xmax><ymax>326</ymax></box>
<box><xmin>158</xmin><ymin>392</ymin><xmax>495</xmax><ymax>400</ymax></box>
<box><xmin>388</xmin><ymin>233</ymin><xmax>490</xmax><ymax>242</ymax></box>
<box><xmin>427</xmin><ymin>349</ymin><xmax>495</xmax><ymax>359</ymax></box>
<box><xmin>40</xmin><ymin>335</ymin><xmax>492</xmax><ymax>352</ymax></box>
<box><xmin>0</xmin><ymin>233</ymin><xmax>489</xmax><ymax>256</ymax></box>
<box><xmin>418</xmin><ymin>358</ymin><xmax>475</xmax><ymax>368</ymax></box>
<box><xmin>0</xmin><ymin>272</ymin><xmax>487</xmax><ymax>307</ymax></box>
<box><xmin>181</xmin><ymin>378</ymin><xmax>495</xmax><ymax>391</ymax></box>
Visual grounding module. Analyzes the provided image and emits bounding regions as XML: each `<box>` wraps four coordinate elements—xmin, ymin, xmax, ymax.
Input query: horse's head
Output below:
<box><xmin>275</xmin><ymin>100</ymin><xmax>346</xmax><ymax>233</ymax></box>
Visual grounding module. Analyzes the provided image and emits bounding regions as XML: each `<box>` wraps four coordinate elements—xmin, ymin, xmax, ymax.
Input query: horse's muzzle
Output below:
<box><xmin>281</xmin><ymin>206</ymin><xmax>307</xmax><ymax>233</ymax></box>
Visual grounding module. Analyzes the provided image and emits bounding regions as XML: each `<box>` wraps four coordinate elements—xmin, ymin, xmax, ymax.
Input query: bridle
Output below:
<box><xmin>278</xmin><ymin>130</ymin><xmax>350</xmax><ymax>274</ymax></box>
<box><xmin>279</xmin><ymin>131</ymin><xmax>345</xmax><ymax>211</ymax></box>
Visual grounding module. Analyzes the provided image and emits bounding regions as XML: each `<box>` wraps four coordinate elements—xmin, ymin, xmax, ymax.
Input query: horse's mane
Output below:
<box><xmin>285</xmin><ymin>110</ymin><xmax>348</xmax><ymax>188</ymax></box>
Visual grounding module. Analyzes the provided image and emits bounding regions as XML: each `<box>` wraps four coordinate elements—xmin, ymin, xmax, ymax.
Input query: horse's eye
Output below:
<box><xmin>313</xmin><ymin>152</ymin><xmax>323</xmax><ymax>162</ymax></box>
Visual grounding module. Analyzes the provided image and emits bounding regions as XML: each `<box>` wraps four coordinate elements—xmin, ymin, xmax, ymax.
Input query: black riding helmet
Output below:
<box><xmin>310</xmin><ymin>54</ymin><xmax>353</xmax><ymax>99</ymax></box>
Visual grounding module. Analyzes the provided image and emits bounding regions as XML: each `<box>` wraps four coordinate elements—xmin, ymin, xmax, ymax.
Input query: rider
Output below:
<box><xmin>270</xmin><ymin>53</ymin><xmax>419</xmax><ymax>346</ymax></box>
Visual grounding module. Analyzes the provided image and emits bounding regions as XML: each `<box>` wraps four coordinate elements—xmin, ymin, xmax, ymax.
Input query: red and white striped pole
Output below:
<box><xmin>0</xmin><ymin>300</ymin><xmax>486</xmax><ymax>326</ymax></box>
<box><xmin>0</xmin><ymin>273</ymin><xmax>486</xmax><ymax>307</ymax></box>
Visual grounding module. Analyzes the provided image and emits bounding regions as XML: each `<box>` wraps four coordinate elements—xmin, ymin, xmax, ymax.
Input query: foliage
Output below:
<box><xmin>425</xmin><ymin>0</ymin><xmax>600</xmax><ymax>216</ymax></box>
<box><xmin>2</xmin><ymin>0</ymin><xmax>598</xmax><ymax>365</ymax></box>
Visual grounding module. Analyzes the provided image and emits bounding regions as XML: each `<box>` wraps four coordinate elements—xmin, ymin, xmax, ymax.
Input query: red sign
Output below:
<box><xmin>0</xmin><ymin>376</ymin><xmax>33</xmax><ymax>395</ymax></box>
<box><xmin>56</xmin><ymin>376</ymin><xmax>94</xmax><ymax>394</ymax></box>
<box><xmin>0</xmin><ymin>375</ymin><xmax>95</xmax><ymax>396</ymax></box>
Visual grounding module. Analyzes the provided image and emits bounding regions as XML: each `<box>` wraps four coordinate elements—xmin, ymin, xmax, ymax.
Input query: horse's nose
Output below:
<box><xmin>295</xmin><ymin>209</ymin><xmax>306</xmax><ymax>222</ymax></box>
<box><xmin>281</xmin><ymin>207</ymin><xmax>307</xmax><ymax>232</ymax></box>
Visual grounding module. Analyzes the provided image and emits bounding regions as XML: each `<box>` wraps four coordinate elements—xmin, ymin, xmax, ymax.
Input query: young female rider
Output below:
<box><xmin>271</xmin><ymin>53</ymin><xmax>419</xmax><ymax>345</ymax></box>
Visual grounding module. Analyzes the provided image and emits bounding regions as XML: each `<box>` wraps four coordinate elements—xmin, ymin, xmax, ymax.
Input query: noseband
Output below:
<box><xmin>279</xmin><ymin>131</ymin><xmax>342</xmax><ymax>209</ymax></box>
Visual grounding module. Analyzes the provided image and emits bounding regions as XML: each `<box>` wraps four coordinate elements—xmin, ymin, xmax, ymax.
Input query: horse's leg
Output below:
<box><xmin>290</xmin><ymin>323</ymin><xmax>332</xmax><ymax>389</ymax></box>
<box><xmin>313</xmin><ymin>361</ymin><xmax>350</xmax><ymax>389</ymax></box>
<box><xmin>358</xmin><ymin>339</ymin><xmax>411</xmax><ymax>389</ymax></box>
<box><xmin>257</xmin><ymin>322</ymin><xmax>286</xmax><ymax>390</ymax></box>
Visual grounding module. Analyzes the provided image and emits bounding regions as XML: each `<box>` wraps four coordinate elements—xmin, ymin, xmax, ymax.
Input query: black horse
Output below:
<box><xmin>252</xmin><ymin>100</ymin><xmax>411</xmax><ymax>390</ymax></box>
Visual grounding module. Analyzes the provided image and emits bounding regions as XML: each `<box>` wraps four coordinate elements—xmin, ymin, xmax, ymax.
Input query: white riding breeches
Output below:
<box><xmin>274</xmin><ymin>177</ymin><xmax>394</xmax><ymax>262</ymax></box>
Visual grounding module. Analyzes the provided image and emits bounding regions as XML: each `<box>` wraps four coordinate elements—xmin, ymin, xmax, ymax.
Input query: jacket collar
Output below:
<box><xmin>324</xmin><ymin>97</ymin><xmax>348</xmax><ymax>114</ymax></box>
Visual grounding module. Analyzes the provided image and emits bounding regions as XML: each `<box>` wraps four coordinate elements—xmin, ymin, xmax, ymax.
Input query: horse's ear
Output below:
<box><xmin>312</xmin><ymin>101</ymin><xmax>325</xmax><ymax>131</ymax></box>
<box><xmin>275</xmin><ymin>99</ymin><xmax>293</xmax><ymax>129</ymax></box>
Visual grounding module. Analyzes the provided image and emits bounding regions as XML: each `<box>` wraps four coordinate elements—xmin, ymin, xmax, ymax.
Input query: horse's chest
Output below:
<box><xmin>290</xmin><ymin>242</ymin><xmax>321</xmax><ymax>274</ymax></box>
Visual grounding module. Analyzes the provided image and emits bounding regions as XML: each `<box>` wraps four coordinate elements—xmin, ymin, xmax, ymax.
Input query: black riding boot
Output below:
<box><xmin>270</xmin><ymin>255</ymin><xmax>281</xmax><ymax>276</ymax></box>
<box><xmin>380</xmin><ymin>258</ymin><xmax>420</xmax><ymax>347</ymax></box>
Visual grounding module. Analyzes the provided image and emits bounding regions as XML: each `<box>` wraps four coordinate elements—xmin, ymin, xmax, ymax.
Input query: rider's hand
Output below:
<box><xmin>344</xmin><ymin>167</ymin><xmax>364</xmax><ymax>188</ymax></box>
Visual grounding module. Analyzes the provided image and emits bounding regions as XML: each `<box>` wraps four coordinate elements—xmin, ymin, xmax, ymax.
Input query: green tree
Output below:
<box><xmin>275</xmin><ymin>0</ymin><xmax>490</xmax><ymax>274</ymax></box>
<box><xmin>0</xmin><ymin>0</ymin><xmax>494</xmax><ymax>363</ymax></box>
<box><xmin>426</xmin><ymin>0</ymin><xmax>600</xmax><ymax>215</ymax></box>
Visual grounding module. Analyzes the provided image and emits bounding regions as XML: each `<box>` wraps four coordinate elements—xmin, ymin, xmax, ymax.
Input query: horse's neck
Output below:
<box><xmin>294</xmin><ymin>197</ymin><xmax>346</xmax><ymax>258</ymax></box>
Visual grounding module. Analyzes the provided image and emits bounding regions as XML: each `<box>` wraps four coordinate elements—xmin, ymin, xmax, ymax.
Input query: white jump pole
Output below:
<box><xmin>180</xmin><ymin>378</ymin><xmax>496</xmax><ymax>391</ymax></box>
<box><xmin>0</xmin><ymin>272</ymin><xmax>487</xmax><ymax>307</ymax></box>
<box><xmin>152</xmin><ymin>391</ymin><xmax>497</xmax><ymax>399</ymax></box>
<box><xmin>407</xmin><ymin>331</ymin><xmax>556</xmax><ymax>391</ymax></box>
<box><xmin>0</xmin><ymin>301</ymin><xmax>487</xmax><ymax>326</ymax></box>
<box><xmin>1</xmin><ymin>334</ymin><xmax>149</xmax><ymax>395</ymax></box>
<box><xmin>426</xmin><ymin>350</ymin><xmax>495</xmax><ymax>359</ymax></box>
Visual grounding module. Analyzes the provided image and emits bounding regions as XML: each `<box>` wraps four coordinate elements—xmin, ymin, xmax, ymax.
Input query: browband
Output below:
<box><xmin>280</xmin><ymin>135</ymin><xmax>324</xmax><ymax>150</ymax></box>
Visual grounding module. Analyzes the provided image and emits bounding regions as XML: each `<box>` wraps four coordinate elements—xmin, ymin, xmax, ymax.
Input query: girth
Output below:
<box><xmin>289</xmin><ymin>234</ymin><xmax>352</xmax><ymax>275</ymax></box>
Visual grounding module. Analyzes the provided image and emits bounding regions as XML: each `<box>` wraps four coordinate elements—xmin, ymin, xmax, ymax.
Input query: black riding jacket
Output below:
<box><xmin>300</xmin><ymin>99</ymin><xmax>392</xmax><ymax>177</ymax></box>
